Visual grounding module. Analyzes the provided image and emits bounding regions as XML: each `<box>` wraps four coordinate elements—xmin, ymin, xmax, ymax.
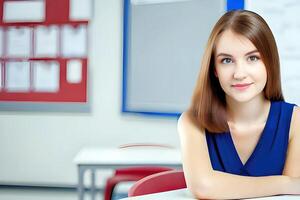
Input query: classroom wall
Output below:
<box><xmin>0</xmin><ymin>0</ymin><xmax>179</xmax><ymax>186</ymax></box>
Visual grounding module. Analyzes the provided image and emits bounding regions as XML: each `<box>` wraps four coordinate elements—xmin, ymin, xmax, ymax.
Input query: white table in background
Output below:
<box><xmin>121</xmin><ymin>188</ymin><xmax>300</xmax><ymax>200</ymax></box>
<box><xmin>73</xmin><ymin>147</ymin><xmax>182</xmax><ymax>200</ymax></box>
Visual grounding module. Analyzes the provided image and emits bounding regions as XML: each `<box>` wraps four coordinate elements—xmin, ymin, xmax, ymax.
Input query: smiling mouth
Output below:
<box><xmin>232</xmin><ymin>83</ymin><xmax>253</xmax><ymax>90</ymax></box>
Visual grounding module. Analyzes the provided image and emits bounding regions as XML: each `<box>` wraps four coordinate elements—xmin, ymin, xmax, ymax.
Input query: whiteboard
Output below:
<box><xmin>123</xmin><ymin>0</ymin><xmax>226</xmax><ymax>115</ymax></box>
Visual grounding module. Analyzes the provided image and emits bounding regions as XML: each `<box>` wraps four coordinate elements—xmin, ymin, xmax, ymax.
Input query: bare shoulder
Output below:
<box><xmin>283</xmin><ymin>106</ymin><xmax>300</xmax><ymax>176</ymax></box>
<box><xmin>177</xmin><ymin>112</ymin><xmax>206</xmax><ymax>147</ymax></box>
<box><xmin>177</xmin><ymin>111</ymin><xmax>192</xmax><ymax>132</ymax></box>
<box><xmin>289</xmin><ymin>106</ymin><xmax>300</xmax><ymax>140</ymax></box>
<box><xmin>292</xmin><ymin>105</ymin><xmax>300</xmax><ymax>118</ymax></box>
<box><xmin>178</xmin><ymin>111</ymin><xmax>193</xmax><ymax>124</ymax></box>
<box><xmin>178</xmin><ymin>112</ymin><xmax>204</xmax><ymax>135</ymax></box>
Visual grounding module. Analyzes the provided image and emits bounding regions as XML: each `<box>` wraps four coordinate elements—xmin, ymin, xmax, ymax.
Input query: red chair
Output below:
<box><xmin>103</xmin><ymin>143</ymin><xmax>174</xmax><ymax>200</ymax></box>
<box><xmin>128</xmin><ymin>170</ymin><xmax>186</xmax><ymax>197</ymax></box>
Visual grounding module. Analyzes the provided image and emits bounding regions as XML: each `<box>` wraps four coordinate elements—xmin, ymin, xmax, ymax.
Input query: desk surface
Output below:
<box><xmin>73</xmin><ymin>147</ymin><xmax>182</xmax><ymax>166</ymax></box>
<box><xmin>121</xmin><ymin>189</ymin><xmax>300</xmax><ymax>200</ymax></box>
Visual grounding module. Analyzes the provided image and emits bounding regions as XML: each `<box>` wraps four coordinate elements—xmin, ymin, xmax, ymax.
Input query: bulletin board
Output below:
<box><xmin>122</xmin><ymin>0</ymin><xmax>244</xmax><ymax>117</ymax></box>
<box><xmin>0</xmin><ymin>0</ymin><xmax>93</xmax><ymax>111</ymax></box>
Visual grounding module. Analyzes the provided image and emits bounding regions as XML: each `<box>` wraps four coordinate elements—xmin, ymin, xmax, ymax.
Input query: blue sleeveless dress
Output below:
<box><xmin>205</xmin><ymin>101</ymin><xmax>296</xmax><ymax>176</ymax></box>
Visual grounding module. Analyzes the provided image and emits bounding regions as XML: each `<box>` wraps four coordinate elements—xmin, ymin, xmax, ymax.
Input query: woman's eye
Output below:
<box><xmin>248</xmin><ymin>55</ymin><xmax>259</xmax><ymax>62</ymax></box>
<box><xmin>221</xmin><ymin>58</ymin><xmax>232</xmax><ymax>64</ymax></box>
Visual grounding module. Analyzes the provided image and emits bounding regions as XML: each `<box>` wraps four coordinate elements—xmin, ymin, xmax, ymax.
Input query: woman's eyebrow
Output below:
<box><xmin>245</xmin><ymin>50</ymin><xmax>259</xmax><ymax>56</ymax></box>
<box><xmin>216</xmin><ymin>53</ymin><xmax>232</xmax><ymax>58</ymax></box>
<box><xmin>216</xmin><ymin>50</ymin><xmax>259</xmax><ymax>58</ymax></box>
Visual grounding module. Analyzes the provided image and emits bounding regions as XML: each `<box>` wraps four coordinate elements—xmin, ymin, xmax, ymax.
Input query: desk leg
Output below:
<box><xmin>91</xmin><ymin>169</ymin><xmax>96</xmax><ymax>200</ymax></box>
<box><xmin>78</xmin><ymin>166</ymin><xmax>85</xmax><ymax>200</ymax></box>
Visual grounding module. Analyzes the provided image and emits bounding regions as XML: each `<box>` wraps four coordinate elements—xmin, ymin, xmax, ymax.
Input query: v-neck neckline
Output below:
<box><xmin>227</xmin><ymin>101</ymin><xmax>274</xmax><ymax>168</ymax></box>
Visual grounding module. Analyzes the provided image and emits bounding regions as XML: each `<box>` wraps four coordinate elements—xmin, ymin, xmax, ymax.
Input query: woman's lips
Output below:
<box><xmin>232</xmin><ymin>83</ymin><xmax>253</xmax><ymax>91</ymax></box>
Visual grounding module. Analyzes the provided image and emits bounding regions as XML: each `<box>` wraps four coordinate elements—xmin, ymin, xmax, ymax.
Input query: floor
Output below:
<box><xmin>0</xmin><ymin>186</ymin><xmax>128</xmax><ymax>200</ymax></box>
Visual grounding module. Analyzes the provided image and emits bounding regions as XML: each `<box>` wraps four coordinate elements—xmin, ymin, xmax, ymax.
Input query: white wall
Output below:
<box><xmin>0</xmin><ymin>0</ymin><xmax>179</xmax><ymax>187</ymax></box>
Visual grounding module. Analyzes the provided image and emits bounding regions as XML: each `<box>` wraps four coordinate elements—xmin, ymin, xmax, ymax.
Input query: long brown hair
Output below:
<box><xmin>189</xmin><ymin>10</ymin><xmax>284</xmax><ymax>133</ymax></box>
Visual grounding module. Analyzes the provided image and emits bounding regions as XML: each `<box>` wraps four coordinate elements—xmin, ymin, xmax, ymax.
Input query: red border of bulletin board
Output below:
<box><xmin>0</xmin><ymin>0</ymin><xmax>89</xmax><ymax>102</ymax></box>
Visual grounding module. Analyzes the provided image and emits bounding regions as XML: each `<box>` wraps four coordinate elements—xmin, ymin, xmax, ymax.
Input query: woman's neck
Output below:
<box><xmin>226</xmin><ymin>95</ymin><xmax>271</xmax><ymax>125</ymax></box>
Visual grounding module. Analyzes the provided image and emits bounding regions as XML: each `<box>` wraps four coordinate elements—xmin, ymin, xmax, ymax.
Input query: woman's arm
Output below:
<box><xmin>178</xmin><ymin>112</ymin><xmax>300</xmax><ymax>200</ymax></box>
<box><xmin>283</xmin><ymin>106</ymin><xmax>300</xmax><ymax>177</ymax></box>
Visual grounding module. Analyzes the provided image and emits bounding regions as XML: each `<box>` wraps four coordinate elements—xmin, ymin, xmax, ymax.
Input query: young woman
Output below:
<box><xmin>178</xmin><ymin>10</ymin><xmax>300</xmax><ymax>199</ymax></box>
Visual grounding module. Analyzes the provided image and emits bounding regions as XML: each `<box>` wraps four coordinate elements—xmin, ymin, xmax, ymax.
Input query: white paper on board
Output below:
<box><xmin>3</xmin><ymin>0</ymin><xmax>45</xmax><ymax>22</ymax></box>
<box><xmin>70</xmin><ymin>0</ymin><xmax>93</xmax><ymax>20</ymax></box>
<box><xmin>5</xmin><ymin>61</ymin><xmax>31</xmax><ymax>92</ymax></box>
<box><xmin>67</xmin><ymin>60</ymin><xmax>82</xmax><ymax>84</ymax></box>
<box><xmin>0</xmin><ymin>28</ymin><xmax>3</xmax><ymax>57</ymax></box>
<box><xmin>7</xmin><ymin>27</ymin><xmax>31</xmax><ymax>58</ymax></box>
<box><xmin>61</xmin><ymin>25</ymin><xmax>87</xmax><ymax>57</ymax></box>
<box><xmin>35</xmin><ymin>25</ymin><xmax>59</xmax><ymax>57</ymax></box>
<box><xmin>32</xmin><ymin>61</ymin><xmax>60</xmax><ymax>92</ymax></box>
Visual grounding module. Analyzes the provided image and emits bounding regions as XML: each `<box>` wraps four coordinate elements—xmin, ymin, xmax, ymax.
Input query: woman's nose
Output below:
<box><xmin>233</xmin><ymin>61</ymin><xmax>247</xmax><ymax>80</ymax></box>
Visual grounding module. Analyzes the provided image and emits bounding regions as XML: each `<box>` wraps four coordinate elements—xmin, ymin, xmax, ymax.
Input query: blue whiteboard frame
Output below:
<box><xmin>122</xmin><ymin>0</ymin><xmax>244</xmax><ymax>118</ymax></box>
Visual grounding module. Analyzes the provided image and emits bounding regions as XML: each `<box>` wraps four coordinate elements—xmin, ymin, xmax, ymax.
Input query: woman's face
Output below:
<box><xmin>214</xmin><ymin>29</ymin><xmax>267</xmax><ymax>103</ymax></box>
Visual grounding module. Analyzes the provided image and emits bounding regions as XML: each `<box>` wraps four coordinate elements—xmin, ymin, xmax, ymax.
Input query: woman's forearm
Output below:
<box><xmin>192</xmin><ymin>171</ymin><xmax>300</xmax><ymax>199</ymax></box>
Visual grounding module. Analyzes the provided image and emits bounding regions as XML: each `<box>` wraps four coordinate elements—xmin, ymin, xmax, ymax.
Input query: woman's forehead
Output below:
<box><xmin>215</xmin><ymin>30</ymin><xmax>258</xmax><ymax>56</ymax></box>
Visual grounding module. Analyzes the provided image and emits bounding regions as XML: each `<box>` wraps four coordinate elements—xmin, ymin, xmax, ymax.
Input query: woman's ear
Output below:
<box><xmin>214</xmin><ymin>68</ymin><xmax>218</xmax><ymax>77</ymax></box>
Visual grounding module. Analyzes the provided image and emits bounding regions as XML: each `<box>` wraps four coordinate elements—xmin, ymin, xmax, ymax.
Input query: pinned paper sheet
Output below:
<box><xmin>70</xmin><ymin>0</ymin><xmax>93</xmax><ymax>20</ymax></box>
<box><xmin>7</xmin><ymin>27</ymin><xmax>31</xmax><ymax>57</ymax></box>
<box><xmin>67</xmin><ymin>60</ymin><xmax>82</xmax><ymax>84</ymax></box>
<box><xmin>62</xmin><ymin>25</ymin><xmax>87</xmax><ymax>57</ymax></box>
<box><xmin>5</xmin><ymin>61</ymin><xmax>31</xmax><ymax>92</ymax></box>
<box><xmin>32</xmin><ymin>61</ymin><xmax>60</xmax><ymax>92</ymax></box>
<box><xmin>3</xmin><ymin>0</ymin><xmax>45</xmax><ymax>22</ymax></box>
<box><xmin>35</xmin><ymin>25</ymin><xmax>59</xmax><ymax>57</ymax></box>
<box><xmin>0</xmin><ymin>28</ymin><xmax>3</xmax><ymax>57</ymax></box>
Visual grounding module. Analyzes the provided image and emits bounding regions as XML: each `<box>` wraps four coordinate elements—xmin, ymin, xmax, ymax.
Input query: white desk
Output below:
<box><xmin>121</xmin><ymin>188</ymin><xmax>300</xmax><ymax>200</ymax></box>
<box><xmin>73</xmin><ymin>147</ymin><xmax>182</xmax><ymax>200</ymax></box>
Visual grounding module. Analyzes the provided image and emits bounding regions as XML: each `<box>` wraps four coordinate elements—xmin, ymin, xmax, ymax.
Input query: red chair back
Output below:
<box><xmin>104</xmin><ymin>143</ymin><xmax>175</xmax><ymax>200</ymax></box>
<box><xmin>128</xmin><ymin>170</ymin><xmax>186</xmax><ymax>197</ymax></box>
